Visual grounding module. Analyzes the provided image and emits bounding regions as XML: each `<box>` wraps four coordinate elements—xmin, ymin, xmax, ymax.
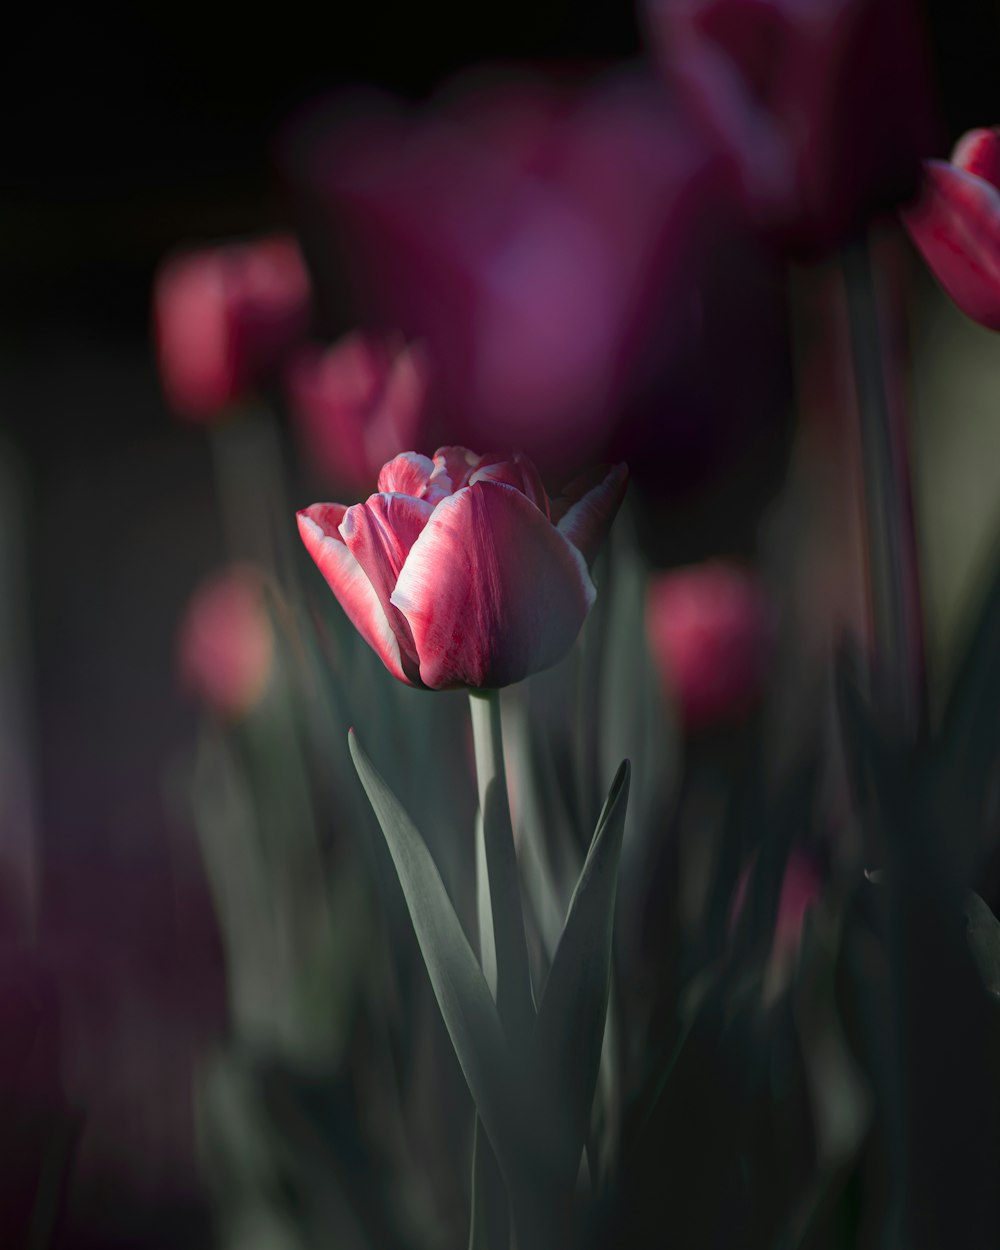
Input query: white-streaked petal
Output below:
<box><xmin>297</xmin><ymin>504</ymin><xmax>412</xmax><ymax>684</ymax></box>
<box><xmin>390</xmin><ymin>480</ymin><xmax>595</xmax><ymax>690</ymax></box>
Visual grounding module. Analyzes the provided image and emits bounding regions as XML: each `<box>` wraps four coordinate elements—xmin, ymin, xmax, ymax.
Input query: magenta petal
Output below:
<box><xmin>554</xmin><ymin>463</ymin><xmax>629</xmax><ymax>568</ymax></box>
<box><xmin>903</xmin><ymin>162</ymin><xmax>1000</xmax><ymax>329</ymax></box>
<box><xmin>390</xmin><ymin>481</ymin><xmax>595</xmax><ymax>690</ymax></box>
<box><xmin>951</xmin><ymin>127</ymin><xmax>1000</xmax><ymax>192</ymax></box>
<box><xmin>339</xmin><ymin>493</ymin><xmax>435</xmax><ymax>681</ymax></box>
<box><xmin>469</xmin><ymin>452</ymin><xmax>551</xmax><ymax>517</ymax></box>
<box><xmin>297</xmin><ymin>505</ymin><xmax>412</xmax><ymax>684</ymax></box>
<box><xmin>432</xmin><ymin>446</ymin><xmax>481</xmax><ymax>491</ymax></box>
<box><xmin>377</xmin><ymin>452</ymin><xmax>437</xmax><ymax>498</ymax></box>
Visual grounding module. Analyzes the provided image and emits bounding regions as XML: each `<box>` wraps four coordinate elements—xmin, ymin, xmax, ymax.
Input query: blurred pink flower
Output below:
<box><xmin>730</xmin><ymin>850</ymin><xmax>822</xmax><ymax>968</ymax></box>
<box><xmin>297</xmin><ymin>72</ymin><xmax>732</xmax><ymax>468</ymax></box>
<box><xmin>298</xmin><ymin>448</ymin><xmax>627</xmax><ymax>689</ymax></box>
<box><xmin>902</xmin><ymin>127</ymin><xmax>1000</xmax><ymax>329</ymax></box>
<box><xmin>644</xmin><ymin>0</ymin><xmax>938</xmax><ymax>251</ymax></box>
<box><xmin>154</xmin><ymin>235</ymin><xmax>311</xmax><ymax>420</ymax></box>
<box><xmin>286</xmin><ymin>333</ymin><xmax>429</xmax><ymax>495</ymax></box>
<box><xmin>771</xmin><ymin>852</ymin><xmax>821</xmax><ymax>966</ymax></box>
<box><xmin>646</xmin><ymin>562</ymin><xmax>772</xmax><ymax>729</ymax></box>
<box><xmin>177</xmin><ymin>567</ymin><xmax>275</xmax><ymax>719</ymax></box>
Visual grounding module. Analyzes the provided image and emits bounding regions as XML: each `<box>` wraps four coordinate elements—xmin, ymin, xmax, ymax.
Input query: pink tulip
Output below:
<box><xmin>645</xmin><ymin>0</ymin><xmax>938</xmax><ymax>252</ymax></box>
<box><xmin>647</xmin><ymin>562</ymin><xmax>772</xmax><ymax>729</ymax></box>
<box><xmin>902</xmin><ymin>127</ymin><xmax>1000</xmax><ymax>329</ymax></box>
<box><xmin>298</xmin><ymin>72</ymin><xmax>731</xmax><ymax>468</ymax></box>
<box><xmin>730</xmin><ymin>850</ymin><xmax>822</xmax><ymax>964</ymax></box>
<box><xmin>298</xmin><ymin>449</ymin><xmax>627</xmax><ymax>689</ymax></box>
<box><xmin>154</xmin><ymin>234</ymin><xmax>311</xmax><ymax>420</ymax></box>
<box><xmin>178</xmin><ymin>566</ymin><xmax>275</xmax><ymax>719</ymax></box>
<box><xmin>286</xmin><ymin>333</ymin><xmax>429</xmax><ymax>494</ymax></box>
<box><xmin>771</xmin><ymin>852</ymin><xmax>822</xmax><ymax>966</ymax></box>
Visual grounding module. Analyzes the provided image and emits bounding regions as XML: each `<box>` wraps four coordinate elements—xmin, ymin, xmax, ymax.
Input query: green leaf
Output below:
<box><xmin>348</xmin><ymin>729</ymin><xmax>525</xmax><ymax>1184</ymax></box>
<box><xmin>474</xmin><ymin>807</ymin><xmax>498</xmax><ymax>1000</ymax></box>
<box><xmin>963</xmin><ymin>892</ymin><xmax>1000</xmax><ymax>999</ymax></box>
<box><xmin>530</xmin><ymin>759</ymin><xmax>630</xmax><ymax>1180</ymax></box>
<box><xmin>482</xmin><ymin>775</ymin><xmax>536</xmax><ymax>1047</ymax></box>
<box><xmin>468</xmin><ymin>1116</ymin><xmax>510</xmax><ymax>1250</ymax></box>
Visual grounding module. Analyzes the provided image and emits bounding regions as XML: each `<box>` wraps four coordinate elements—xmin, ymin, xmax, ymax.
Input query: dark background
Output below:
<box><xmin>0</xmin><ymin>1</ymin><xmax>997</xmax><ymax>1246</ymax></box>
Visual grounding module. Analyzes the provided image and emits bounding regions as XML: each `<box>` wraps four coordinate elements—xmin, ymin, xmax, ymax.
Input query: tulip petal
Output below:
<box><xmin>470</xmin><ymin>452</ymin><xmax>551</xmax><ymax>517</ymax></box>
<box><xmin>952</xmin><ymin>128</ymin><xmax>1000</xmax><ymax>192</ymax></box>
<box><xmin>340</xmin><ymin>493</ymin><xmax>436</xmax><ymax>681</ymax></box>
<box><xmin>554</xmin><ymin>463</ymin><xmax>628</xmax><ymax>568</ymax></box>
<box><xmin>433</xmin><ymin>446</ymin><xmax>481</xmax><ymax>491</ymax></box>
<box><xmin>297</xmin><ymin>504</ymin><xmax>413</xmax><ymax>684</ymax></box>
<box><xmin>902</xmin><ymin>162</ymin><xmax>1000</xmax><ymax>330</ymax></box>
<box><xmin>377</xmin><ymin>452</ymin><xmax>437</xmax><ymax>498</ymax></box>
<box><xmin>391</xmin><ymin>481</ymin><xmax>596</xmax><ymax>690</ymax></box>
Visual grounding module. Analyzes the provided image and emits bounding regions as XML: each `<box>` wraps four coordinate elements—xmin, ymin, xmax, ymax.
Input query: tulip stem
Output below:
<box><xmin>468</xmin><ymin>689</ymin><xmax>535</xmax><ymax>1050</ymax></box>
<box><xmin>843</xmin><ymin>235</ymin><xmax>926</xmax><ymax>737</ymax></box>
<box><xmin>468</xmin><ymin>688</ymin><xmax>537</xmax><ymax>1250</ymax></box>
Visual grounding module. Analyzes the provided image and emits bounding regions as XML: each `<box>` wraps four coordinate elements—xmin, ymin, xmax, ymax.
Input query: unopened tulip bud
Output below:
<box><xmin>154</xmin><ymin>235</ymin><xmax>311</xmax><ymax>420</ymax></box>
<box><xmin>647</xmin><ymin>561</ymin><xmax>771</xmax><ymax>729</ymax></box>
<box><xmin>178</xmin><ymin>567</ymin><xmax>275</xmax><ymax>719</ymax></box>
<box><xmin>286</xmin><ymin>333</ymin><xmax>428</xmax><ymax>494</ymax></box>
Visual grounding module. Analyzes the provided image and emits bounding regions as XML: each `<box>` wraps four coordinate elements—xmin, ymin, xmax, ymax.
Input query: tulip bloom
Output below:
<box><xmin>645</xmin><ymin>0</ymin><xmax>937</xmax><ymax>252</ymax></box>
<box><xmin>647</xmin><ymin>562</ymin><xmax>772</xmax><ymax>729</ymax></box>
<box><xmin>298</xmin><ymin>449</ymin><xmax>627</xmax><ymax>689</ymax></box>
<box><xmin>154</xmin><ymin>235</ymin><xmax>311</xmax><ymax>420</ymax></box>
<box><xmin>286</xmin><ymin>333</ymin><xmax>429</xmax><ymax>494</ymax></box>
<box><xmin>178</xmin><ymin>566</ymin><xmax>275</xmax><ymax>719</ymax></box>
<box><xmin>902</xmin><ymin>127</ymin><xmax>1000</xmax><ymax>329</ymax></box>
<box><xmin>298</xmin><ymin>73</ymin><xmax>730</xmax><ymax>466</ymax></box>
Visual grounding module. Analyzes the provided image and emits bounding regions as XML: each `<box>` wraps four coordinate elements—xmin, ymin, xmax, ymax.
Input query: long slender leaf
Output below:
<box><xmin>530</xmin><ymin>759</ymin><xmax>631</xmax><ymax>1180</ymax></box>
<box><xmin>469</xmin><ymin>1115</ymin><xmax>510</xmax><ymax>1250</ymax></box>
<box><xmin>348</xmin><ymin>729</ymin><xmax>524</xmax><ymax>1186</ymax></box>
<box><xmin>964</xmin><ymin>892</ymin><xmax>1000</xmax><ymax>999</ymax></box>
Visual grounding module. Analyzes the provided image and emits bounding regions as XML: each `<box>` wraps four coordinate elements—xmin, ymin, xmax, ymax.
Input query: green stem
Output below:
<box><xmin>843</xmin><ymin>235</ymin><xmax>927</xmax><ymax>738</ymax></box>
<box><xmin>467</xmin><ymin>689</ymin><xmax>537</xmax><ymax>1250</ymax></box>
<box><xmin>468</xmin><ymin>689</ymin><xmax>535</xmax><ymax>1050</ymax></box>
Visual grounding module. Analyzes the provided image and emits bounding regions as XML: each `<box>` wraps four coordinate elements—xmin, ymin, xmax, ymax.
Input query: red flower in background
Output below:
<box><xmin>647</xmin><ymin>562</ymin><xmax>772</xmax><ymax>729</ymax></box>
<box><xmin>298</xmin><ymin>449</ymin><xmax>627</xmax><ymax>690</ymax></box>
<box><xmin>902</xmin><ymin>127</ymin><xmax>1000</xmax><ymax>329</ymax></box>
<box><xmin>154</xmin><ymin>235</ymin><xmax>311</xmax><ymax>420</ymax></box>
<box><xmin>286</xmin><ymin>333</ymin><xmax>429</xmax><ymax>495</ymax></box>
<box><xmin>644</xmin><ymin>0</ymin><xmax>938</xmax><ymax>252</ymax></box>
<box><xmin>291</xmin><ymin>71</ymin><xmax>735</xmax><ymax>470</ymax></box>
<box><xmin>178</xmin><ymin>567</ymin><xmax>275</xmax><ymax>719</ymax></box>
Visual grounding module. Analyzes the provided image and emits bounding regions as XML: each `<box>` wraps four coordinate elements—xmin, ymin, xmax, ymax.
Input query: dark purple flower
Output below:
<box><xmin>644</xmin><ymin>0</ymin><xmax>939</xmax><ymax>252</ymax></box>
<box><xmin>293</xmin><ymin>71</ymin><xmax>735</xmax><ymax>470</ymax></box>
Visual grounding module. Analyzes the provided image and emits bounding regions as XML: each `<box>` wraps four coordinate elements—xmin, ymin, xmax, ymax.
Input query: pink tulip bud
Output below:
<box><xmin>730</xmin><ymin>850</ymin><xmax>822</xmax><ymax>968</ymax></box>
<box><xmin>154</xmin><ymin>235</ymin><xmax>311</xmax><ymax>420</ymax></box>
<box><xmin>646</xmin><ymin>562</ymin><xmax>771</xmax><ymax>729</ymax></box>
<box><xmin>177</xmin><ymin>567</ymin><xmax>275</xmax><ymax>719</ymax></box>
<box><xmin>902</xmin><ymin>127</ymin><xmax>1000</xmax><ymax>329</ymax></box>
<box><xmin>771</xmin><ymin>852</ymin><xmax>822</xmax><ymax>967</ymax></box>
<box><xmin>286</xmin><ymin>333</ymin><xmax>429</xmax><ymax>494</ymax></box>
<box><xmin>298</xmin><ymin>449</ymin><xmax>627</xmax><ymax>689</ymax></box>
